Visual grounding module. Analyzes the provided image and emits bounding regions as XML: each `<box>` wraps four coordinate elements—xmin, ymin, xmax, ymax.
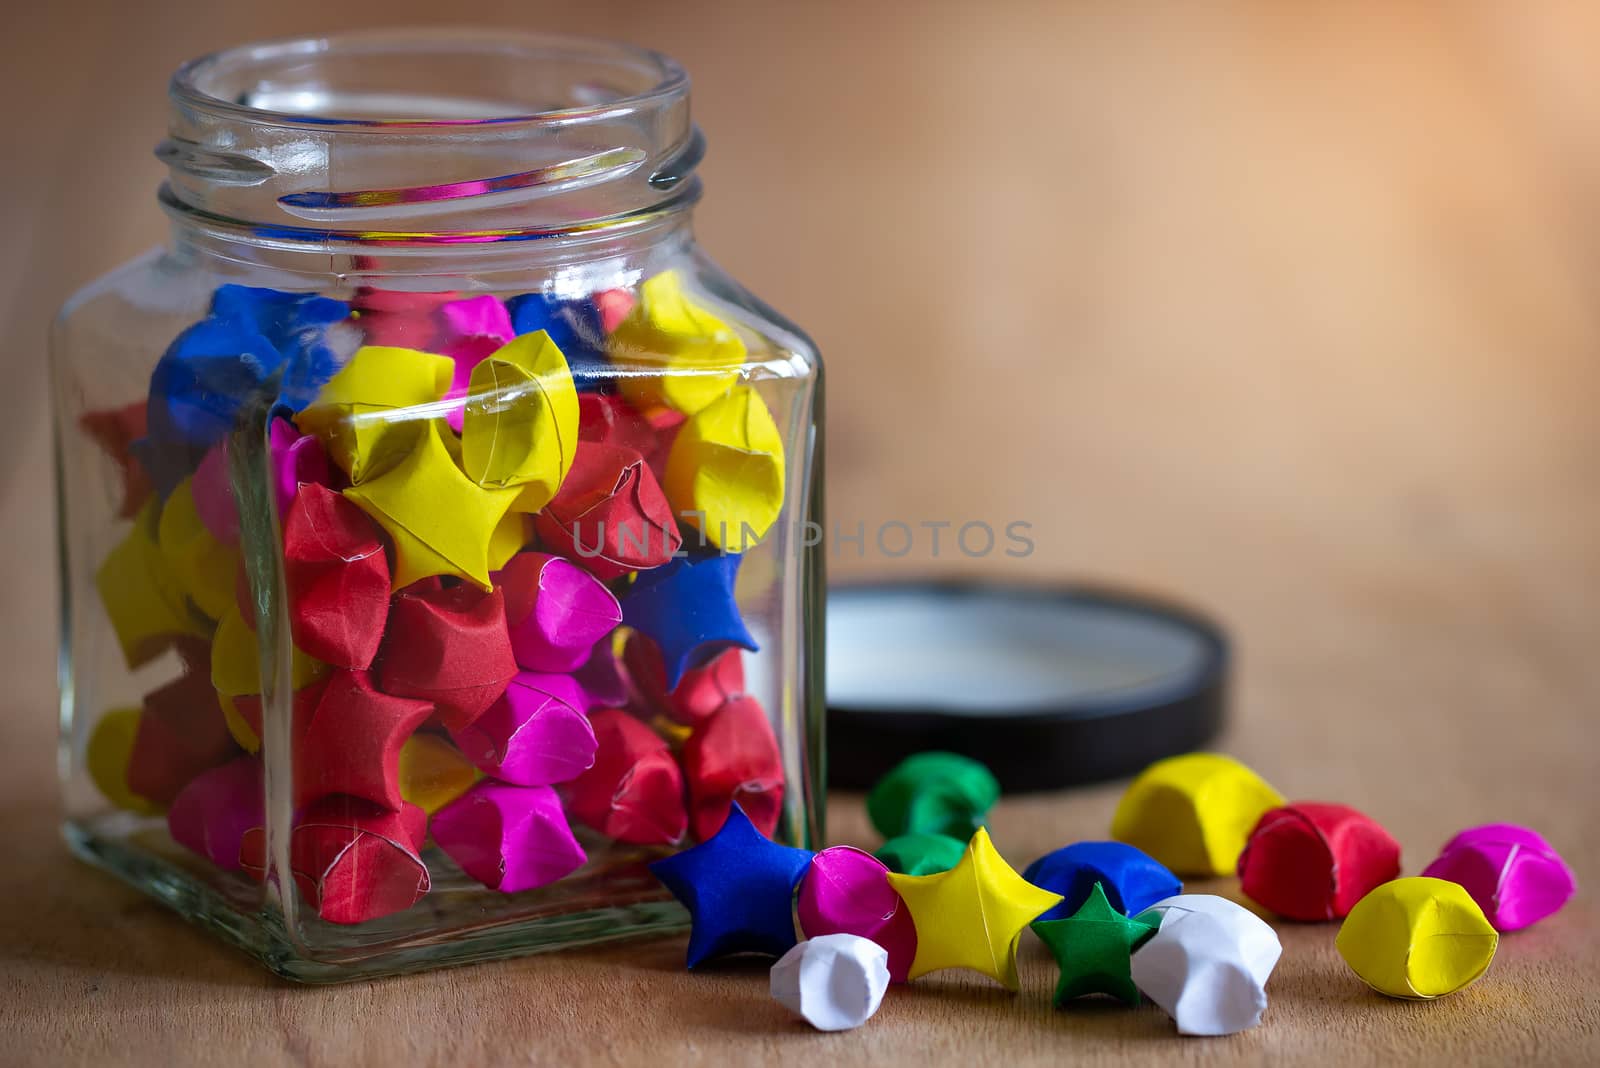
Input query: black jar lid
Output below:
<box><xmin>825</xmin><ymin>581</ymin><xmax>1229</xmax><ymax>793</ymax></box>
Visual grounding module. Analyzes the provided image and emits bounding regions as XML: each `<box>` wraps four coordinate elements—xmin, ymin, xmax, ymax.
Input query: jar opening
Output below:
<box><xmin>173</xmin><ymin>29</ymin><xmax>687</xmax><ymax>129</ymax></box>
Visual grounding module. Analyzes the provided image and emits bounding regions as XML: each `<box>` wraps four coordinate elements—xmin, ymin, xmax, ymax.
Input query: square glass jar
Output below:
<box><xmin>52</xmin><ymin>30</ymin><xmax>824</xmax><ymax>982</ymax></box>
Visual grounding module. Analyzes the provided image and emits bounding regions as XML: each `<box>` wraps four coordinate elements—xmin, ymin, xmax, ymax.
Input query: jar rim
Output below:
<box><xmin>170</xmin><ymin>27</ymin><xmax>690</xmax><ymax>131</ymax></box>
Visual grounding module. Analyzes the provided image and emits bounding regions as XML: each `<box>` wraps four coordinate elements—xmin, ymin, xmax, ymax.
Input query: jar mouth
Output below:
<box><xmin>172</xmin><ymin>28</ymin><xmax>688</xmax><ymax>129</ymax></box>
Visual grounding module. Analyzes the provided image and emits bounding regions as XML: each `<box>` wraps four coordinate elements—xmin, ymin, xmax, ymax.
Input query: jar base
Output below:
<box><xmin>63</xmin><ymin>817</ymin><xmax>690</xmax><ymax>984</ymax></box>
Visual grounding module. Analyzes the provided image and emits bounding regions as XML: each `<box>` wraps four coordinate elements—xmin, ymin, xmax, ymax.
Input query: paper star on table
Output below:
<box><xmin>649</xmin><ymin>802</ymin><xmax>814</xmax><ymax>969</ymax></box>
<box><xmin>620</xmin><ymin>553</ymin><xmax>758</xmax><ymax>687</ymax></box>
<box><xmin>342</xmin><ymin>419</ymin><xmax>521</xmax><ymax>590</ymax></box>
<box><xmin>886</xmin><ymin>826</ymin><xmax>1063</xmax><ymax>991</ymax></box>
<box><xmin>1032</xmin><ymin>882</ymin><xmax>1158</xmax><ymax>1006</ymax></box>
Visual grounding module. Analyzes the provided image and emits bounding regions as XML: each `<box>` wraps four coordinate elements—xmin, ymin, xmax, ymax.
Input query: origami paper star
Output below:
<box><xmin>292</xmin><ymin>669</ymin><xmax>433</xmax><ymax>810</ymax></box>
<box><xmin>1421</xmin><ymin>823</ymin><xmax>1576</xmax><ymax>932</ymax></box>
<box><xmin>343</xmin><ymin>419</ymin><xmax>521</xmax><ymax>590</ymax></box>
<box><xmin>682</xmin><ymin>695</ymin><xmax>785</xmax><ymax>841</ymax></box>
<box><xmin>396</xmin><ymin>732</ymin><xmax>482</xmax><ymax>815</ymax></box>
<box><xmin>79</xmin><ymin>401</ymin><xmax>153</xmax><ymax>517</ymax></box>
<box><xmin>1336</xmin><ymin>877</ymin><xmax>1499</xmax><ymax>999</ymax></box>
<box><xmin>649</xmin><ymin>802</ymin><xmax>814</xmax><ymax>969</ymax></box>
<box><xmin>207</xmin><ymin>283</ymin><xmax>350</xmax><ymax>412</ymax></box>
<box><xmin>1111</xmin><ymin>753</ymin><xmax>1285</xmax><ymax>876</ymax></box>
<box><xmin>378</xmin><ymin>584</ymin><xmax>518</xmax><ymax>730</ymax></box>
<box><xmin>533</xmin><ymin>442</ymin><xmax>681</xmax><ymax>580</ymax></box>
<box><xmin>146</xmin><ymin>318</ymin><xmax>280</xmax><ymax>453</ymax></box>
<box><xmin>127</xmin><ymin>657</ymin><xmax>241</xmax><ymax>806</ymax></box>
<box><xmin>167</xmin><ymin>756</ymin><xmax>262</xmax><ymax>871</ymax></box>
<box><xmin>460</xmin><ymin>331</ymin><xmax>579</xmax><ymax>510</ymax></box>
<box><xmin>664</xmin><ymin>386</ymin><xmax>786</xmax><ymax>553</ymax></box>
<box><xmin>85</xmin><ymin>707</ymin><xmax>161</xmax><ymax>815</ymax></box>
<box><xmin>771</xmin><ymin>934</ymin><xmax>891</xmax><ymax>1032</ymax></box>
<box><xmin>886</xmin><ymin>827</ymin><xmax>1063</xmax><ymax>990</ymax></box>
<box><xmin>875</xmin><ymin>833</ymin><xmax>967</xmax><ymax>878</ymax></box>
<box><xmin>498</xmin><ymin>551</ymin><xmax>621</xmax><ymax>673</ymax></box>
<box><xmin>566</xmin><ymin>708</ymin><xmax>686</xmax><ymax>845</ymax></box>
<box><xmin>242</xmin><ymin>796</ymin><xmax>430</xmax><ymax>925</ymax></box>
<box><xmin>451</xmin><ymin>672</ymin><xmax>597</xmax><ymax>787</ymax></box>
<box><xmin>1237</xmin><ymin>802</ymin><xmax>1401</xmax><ymax>921</ymax></box>
<box><xmin>431</xmin><ymin>781</ymin><xmax>587</xmax><ymax>893</ymax></box>
<box><xmin>619</xmin><ymin>553</ymin><xmax>758</xmax><ymax>688</ymax></box>
<box><xmin>507</xmin><ymin>292</ymin><xmax>609</xmax><ymax>389</ymax></box>
<box><xmin>867</xmin><ymin>751</ymin><xmax>1000</xmax><ymax>841</ymax></box>
<box><xmin>296</xmin><ymin>345</ymin><xmax>454</xmax><ymax>483</ymax></box>
<box><xmin>796</xmin><ymin>846</ymin><xmax>917</xmax><ymax>983</ymax></box>
<box><xmin>1130</xmin><ymin>898</ymin><xmax>1281</xmax><ymax>1035</ymax></box>
<box><xmin>282</xmin><ymin>483</ymin><xmax>391</xmax><ymax>669</ymax></box>
<box><xmin>1032</xmin><ymin>883</ymin><xmax>1158</xmax><ymax>1006</ymax></box>
<box><xmin>1024</xmin><ymin>841</ymin><xmax>1183</xmax><ymax>922</ymax></box>
<box><xmin>95</xmin><ymin>498</ymin><xmax>208</xmax><ymax>669</ymax></box>
<box><xmin>154</xmin><ymin>477</ymin><xmax>239</xmax><ymax>622</ymax></box>
<box><xmin>611</xmin><ymin>270</ymin><xmax>746</xmax><ymax>415</ymax></box>
<box><xmin>578</xmin><ymin>393</ymin><xmax>662</xmax><ymax>461</ymax></box>
<box><xmin>623</xmin><ymin>632</ymin><xmax>745</xmax><ymax>726</ymax></box>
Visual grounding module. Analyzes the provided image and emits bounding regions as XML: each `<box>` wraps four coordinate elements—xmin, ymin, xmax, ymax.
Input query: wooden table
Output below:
<box><xmin>2</xmin><ymin>2</ymin><xmax>1597</xmax><ymax>1064</ymax></box>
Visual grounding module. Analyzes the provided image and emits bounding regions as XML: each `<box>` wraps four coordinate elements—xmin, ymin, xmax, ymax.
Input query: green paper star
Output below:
<box><xmin>1032</xmin><ymin>882</ymin><xmax>1159</xmax><ymax>1006</ymax></box>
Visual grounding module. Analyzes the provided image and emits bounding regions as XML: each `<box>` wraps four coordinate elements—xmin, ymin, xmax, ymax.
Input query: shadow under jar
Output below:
<box><xmin>51</xmin><ymin>29</ymin><xmax>825</xmax><ymax>982</ymax></box>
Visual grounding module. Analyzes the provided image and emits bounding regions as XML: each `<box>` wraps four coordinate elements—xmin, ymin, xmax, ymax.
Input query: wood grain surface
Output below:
<box><xmin>3</xmin><ymin>2</ymin><xmax>1598</xmax><ymax>1065</ymax></box>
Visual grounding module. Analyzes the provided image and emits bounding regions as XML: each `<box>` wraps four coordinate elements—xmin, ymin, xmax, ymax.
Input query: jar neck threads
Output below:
<box><xmin>158</xmin><ymin>29</ymin><xmax>702</xmax><ymax>270</ymax></box>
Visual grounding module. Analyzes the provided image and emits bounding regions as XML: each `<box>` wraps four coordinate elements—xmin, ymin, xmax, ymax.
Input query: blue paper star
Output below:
<box><xmin>1024</xmin><ymin>840</ymin><xmax>1183</xmax><ymax>922</ymax></box>
<box><xmin>621</xmin><ymin>553</ymin><xmax>759</xmax><ymax>687</ymax></box>
<box><xmin>506</xmin><ymin>292</ymin><xmax>609</xmax><ymax>391</ymax></box>
<box><xmin>649</xmin><ymin>802</ymin><xmax>813</xmax><ymax>968</ymax></box>
<box><xmin>209</xmin><ymin>284</ymin><xmax>349</xmax><ymax>412</ymax></box>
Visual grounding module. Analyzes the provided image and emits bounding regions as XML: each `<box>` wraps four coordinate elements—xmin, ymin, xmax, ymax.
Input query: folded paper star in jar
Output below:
<box><xmin>167</xmin><ymin>756</ymin><xmax>262</xmax><ymax>871</ymax></box>
<box><xmin>497</xmin><ymin>550</ymin><xmax>621</xmax><ymax>673</ymax></box>
<box><xmin>1033</xmin><ymin>882</ymin><xmax>1159</xmax><ymax>1006</ymax></box>
<box><xmin>771</xmin><ymin>934</ymin><xmax>891</xmax><ymax>1032</ymax></box>
<box><xmin>650</xmin><ymin>802</ymin><xmax>814</xmax><ymax>969</ymax></box>
<box><xmin>1112</xmin><ymin>753</ymin><xmax>1285</xmax><ymax>876</ymax></box>
<box><xmin>682</xmin><ymin>694</ymin><xmax>785</xmax><ymax>841</ymax></box>
<box><xmin>1237</xmin><ymin>803</ymin><xmax>1401</xmax><ymax>921</ymax></box>
<box><xmin>377</xmin><ymin>584</ymin><xmax>517</xmax><ymax>732</ymax></box>
<box><xmin>567</xmin><ymin>709</ymin><xmax>686</xmax><ymax>845</ymax></box>
<box><xmin>431</xmin><ymin>781</ymin><xmax>587</xmax><ymax>893</ymax></box>
<box><xmin>282</xmin><ymin>483</ymin><xmax>390</xmax><ymax>670</ymax></box>
<box><xmin>451</xmin><ymin>671</ymin><xmax>598</xmax><ymax>787</ymax></box>
<box><xmin>612</xmin><ymin>270</ymin><xmax>745</xmax><ymax>415</ymax></box>
<box><xmin>291</xmin><ymin>669</ymin><xmax>433</xmax><ymax>811</ymax></box>
<box><xmin>462</xmin><ymin>330</ymin><xmax>580</xmax><ymax>511</ymax></box>
<box><xmin>1130</xmin><ymin>894</ymin><xmax>1283</xmax><ymax>1035</ymax></box>
<box><xmin>242</xmin><ymin>795</ymin><xmax>431</xmax><ymax>925</ymax></box>
<box><xmin>664</xmin><ymin>385</ymin><xmax>785</xmax><ymax>552</ymax></box>
<box><xmin>533</xmin><ymin>441</ymin><xmax>681</xmax><ymax>580</ymax></box>
<box><xmin>1336</xmin><ymin>877</ymin><xmax>1498</xmax><ymax>999</ymax></box>
<box><xmin>295</xmin><ymin>344</ymin><xmax>454</xmax><ymax>483</ymax></box>
<box><xmin>95</xmin><ymin>498</ymin><xmax>208</xmax><ymax>669</ymax></box>
<box><xmin>886</xmin><ymin>827</ymin><xmax>1062</xmax><ymax>991</ymax></box>
<box><xmin>1421</xmin><ymin>824</ymin><xmax>1575</xmax><ymax>931</ymax></box>
<box><xmin>621</xmin><ymin>553</ymin><xmax>758</xmax><ymax>688</ymax></box>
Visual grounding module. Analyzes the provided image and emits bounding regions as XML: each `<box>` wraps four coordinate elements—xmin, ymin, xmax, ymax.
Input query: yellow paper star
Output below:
<box><xmin>461</xmin><ymin>331</ymin><xmax>579</xmax><ymax>510</ymax></box>
<box><xmin>1111</xmin><ymin>753</ymin><xmax>1285</xmax><ymax>876</ymax></box>
<box><xmin>343</xmin><ymin>419</ymin><xmax>521</xmax><ymax>590</ymax></box>
<box><xmin>398</xmin><ymin>733</ymin><xmax>483</xmax><ymax>815</ymax></box>
<box><xmin>663</xmin><ymin>385</ymin><xmax>786</xmax><ymax>552</ymax></box>
<box><xmin>887</xmin><ymin>827</ymin><xmax>1063</xmax><ymax>990</ymax></box>
<box><xmin>95</xmin><ymin>497</ymin><xmax>210</xmax><ymax>669</ymax></box>
<box><xmin>295</xmin><ymin>345</ymin><xmax>454</xmax><ymax>483</ymax></box>
<box><xmin>156</xmin><ymin>477</ymin><xmax>239</xmax><ymax>621</ymax></box>
<box><xmin>612</xmin><ymin>271</ymin><xmax>747</xmax><ymax>415</ymax></box>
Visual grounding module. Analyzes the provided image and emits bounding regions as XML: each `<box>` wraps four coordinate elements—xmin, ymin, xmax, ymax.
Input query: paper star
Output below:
<box><xmin>460</xmin><ymin>330</ymin><xmax>579</xmax><ymax>509</ymax></box>
<box><xmin>208</xmin><ymin>283</ymin><xmax>350</xmax><ymax>412</ymax></box>
<box><xmin>343</xmin><ymin>419</ymin><xmax>521</xmax><ymax>590</ymax></box>
<box><xmin>886</xmin><ymin>827</ymin><xmax>1063</xmax><ymax>990</ymax></box>
<box><xmin>771</xmin><ymin>934</ymin><xmax>891</xmax><ymax>1032</ymax></box>
<box><xmin>1420</xmin><ymin>823</ymin><xmax>1576</xmax><ymax>932</ymax></box>
<box><xmin>663</xmin><ymin>385</ymin><xmax>786</xmax><ymax>552</ymax></box>
<box><xmin>396</xmin><ymin>732</ymin><xmax>482</xmax><ymax>816</ymax></box>
<box><xmin>431</xmin><ymin>781</ymin><xmax>587</xmax><ymax>893</ymax></box>
<box><xmin>1131</xmin><ymin>895</ymin><xmax>1283</xmax><ymax>1033</ymax></box>
<box><xmin>1032</xmin><ymin>882</ymin><xmax>1158</xmax><ymax>1005</ymax></box>
<box><xmin>1335</xmin><ymin>877</ymin><xmax>1497</xmax><ymax>999</ymax></box>
<box><xmin>506</xmin><ymin>292</ymin><xmax>610</xmax><ymax>389</ymax></box>
<box><xmin>567</xmin><ymin>709</ymin><xmax>686</xmax><ymax>845</ymax></box>
<box><xmin>876</xmin><ymin>833</ymin><xmax>967</xmax><ymax>877</ymax></box>
<box><xmin>292</xmin><ymin>669</ymin><xmax>434</xmax><ymax>811</ymax></box>
<box><xmin>532</xmin><ymin>442</ymin><xmax>681</xmax><ymax>580</ymax></box>
<box><xmin>620</xmin><ymin>553</ymin><xmax>758</xmax><ymax>687</ymax></box>
<box><xmin>1024</xmin><ymin>841</ymin><xmax>1182</xmax><ymax>922</ymax></box>
<box><xmin>681</xmin><ymin>694</ymin><xmax>785</xmax><ymax>841</ymax></box>
<box><xmin>1237</xmin><ymin>803</ymin><xmax>1400</xmax><ymax>921</ymax></box>
<box><xmin>649</xmin><ymin>802</ymin><xmax>814</xmax><ymax>969</ymax></box>
<box><xmin>611</xmin><ymin>270</ymin><xmax>746</xmax><ymax>414</ymax></box>
<box><xmin>1111</xmin><ymin>753</ymin><xmax>1285</xmax><ymax>876</ymax></box>
<box><xmin>295</xmin><ymin>345</ymin><xmax>455</xmax><ymax>483</ymax></box>
<box><xmin>867</xmin><ymin>751</ymin><xmax>1000</xmax><ymax>841</ymax></box>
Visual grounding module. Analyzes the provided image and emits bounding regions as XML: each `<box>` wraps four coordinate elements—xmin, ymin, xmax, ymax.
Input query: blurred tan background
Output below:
<box><xmin>3</xmin><ymin>2</ymin><xmax>1598</xmax><ymax>1065</ymax></box>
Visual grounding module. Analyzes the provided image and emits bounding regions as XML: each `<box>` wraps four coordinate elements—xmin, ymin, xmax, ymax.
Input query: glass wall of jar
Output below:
<box><xmin>52</xmin><ymin>29</ymin><xmax>824</xmax><ymax>982</ymax></box>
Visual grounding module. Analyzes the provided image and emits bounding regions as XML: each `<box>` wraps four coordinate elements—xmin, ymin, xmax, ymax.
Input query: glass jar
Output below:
<box><xmin>51</xmin><ymin>29</ymin><xmax>824</xmax><ymax>982</ymax></box>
